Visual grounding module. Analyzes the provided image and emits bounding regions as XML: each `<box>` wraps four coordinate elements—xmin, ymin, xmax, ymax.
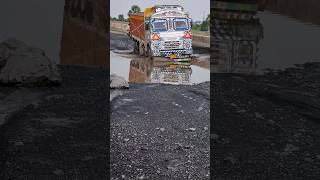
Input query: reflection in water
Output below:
<box><xmin>212</xmin><ymin>1</ymin><xmax>320</xmax><ymax>73</ymax></box>
<box><xmin>212</xmin><ymin>1</ymin><xmax>264</xmax><ymax>74</ymax></box>
<box><xmin>258</xmin><ymin>11</ymin><xmax>320</xmax><ymax>70</ymax></box>
<box><xmin>129</xmin><ymin>58</ymin><xmax>192</xmax><ymax>85</ymax></box>
<box><xmin>110</xmin><ymin>51</ymin><xmax>209</xmax><ymax>85</ymax></box>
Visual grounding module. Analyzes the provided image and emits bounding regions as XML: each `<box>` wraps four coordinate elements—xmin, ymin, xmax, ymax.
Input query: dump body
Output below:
<box><xmin>128</xmin><ymin>12</ymin><xmax>146</xmax><ymax>41</ymax></box>
<box><xmin>128</xmin><ymin>5</ymin><xmax>193</xmax><ymax>58</ymax></box>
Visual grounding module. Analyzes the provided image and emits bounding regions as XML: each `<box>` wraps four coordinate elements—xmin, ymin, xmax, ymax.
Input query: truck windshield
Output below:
<box><xmin>173</xmin><ymin>18</ymin><xmax>189</xmax><ymax>31</ymax></box>
<box><xmin>152</xmin><ymin>19</ymin><xmax>168</xmax><ymax>32</ymax></box>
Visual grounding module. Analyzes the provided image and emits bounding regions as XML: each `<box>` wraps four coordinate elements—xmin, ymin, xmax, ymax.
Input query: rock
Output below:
<box><xmin>197</xmin><ymin>106</ymin><xmax>204</xmax><ymax>111</ymax></box>
<box><xmin>255</xmin><ymin>112</ymin><xmax>264</xmax><ymax>119</ymax></box>
<box><xmin>138</xmin><ymin>175</ymin><xmax>146</xmax><ymax>179</ymax></box>
<box><xmin>221</xmin><ymin>138</ymin><xmax>230</xmax><ymax>144</ymax></box>
<box><xmin>267</xmin><ymin>119</ymin><xmax>276</xmax><ymax>125</ymax></box>
<box><xmin>0</xmin><ymin>38</ymin><xmax>61</xmax><ymax>85</ymax></box>
<box><xmin>160</xmin><ymin>128</ymin><xmax>165</xmax><ymax>132</ymax></box>
<box><xmin>230</xmin><ymin>103</ymin><xmax>238</xmax><ymax>107</ymax></box>
<box><xmin>13</xmin><ymin>141</ymin><xmax>24</xmax><ymax>146</ymax></box>
<box><xmin>186</xmin><ymin>128</ymin><xmax>196</xmax><ymax>132</ymax></box>
<box><xmin>81</xmin><ymin>156</ymin><xmax>94</xmax><ymax>161</ymax></box>
<box><xmin>167</xmin><ymin>159</ymin><xmax>182</xmax><ymax>171</ymax></box>
<box><xmin>110</xmin><ymin>90</ymin><xmax>124</xmax><ymax>101</ymax></box>
<box><xmin>110</xmin><ymin>74</ymin><xmax>129</xmax><ymax>89</ymax></box>
<box><xmin>284</xmin><ymin>144</ymin><xmax>299</xmax><ymax>153</ymax></box>
<box><xmin>0</xmin><ymin>44</ymin><xmax>9</xmax><ymax>68</ymax></box>
<box><xmin>210</xmin><ymin>134</ymin><xmax>219</xmax><ymax>140</ymax></box>
<box><xmin>304</xmin><ymin>157</ymin><xmax>312</xmax><ymax>162</ymax></box>
<box><xmin>1</xmin><ymin>38</ymin><xmax>27</xmax><ymax>50</ymax></box>
<box><xmin>53</xmin><ymin>169</ymin><xmax>64</xmax><ymax>175</ymax></box>
<box><xmin>236</xmin><ymin>109</ymin><xmax>246</xmax><ymax>113</ymax></box>
<box><xmin>224</xmin><ymin>155</ymin><xmax>237</xmax><ymax>165</ymax></box>
<box><xmin>123</xmin><ymin>138</ymin><xmax>130</xmax><ymax>142</ymax></box>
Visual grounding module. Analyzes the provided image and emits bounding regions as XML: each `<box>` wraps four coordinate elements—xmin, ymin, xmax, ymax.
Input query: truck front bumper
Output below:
<box><xmin>154</xmin><ymin>49</ymin><xmax>193</xmax><ymax>58</ymax></box>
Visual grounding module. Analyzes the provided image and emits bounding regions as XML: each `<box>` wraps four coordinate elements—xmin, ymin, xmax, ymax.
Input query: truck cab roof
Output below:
<box><xmin>154</xmin><ymin>5</ymin><xmax>184</xmax><ymax>12</ymax></box>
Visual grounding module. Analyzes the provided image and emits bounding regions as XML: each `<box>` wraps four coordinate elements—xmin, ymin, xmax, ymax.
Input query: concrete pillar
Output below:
<box><xmin>60</xmin><ymin>0</ymin><xmax>108</xmax><ymax>67</ymax></box>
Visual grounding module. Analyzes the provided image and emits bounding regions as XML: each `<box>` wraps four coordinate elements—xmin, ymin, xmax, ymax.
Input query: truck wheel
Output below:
<box><xmin>146</xmin><ymin>46</ymin><xmax>152</xmax><ymax>58</ymax></box>
<box><xmin>133</xmin><ymin>41</ymin><xmax>139</xmax><ymax>54</ymax></box>
<box><xmin>139</xmin><ymin>44</ymin><xmax>145</xmax><ymax>56</ymax></box>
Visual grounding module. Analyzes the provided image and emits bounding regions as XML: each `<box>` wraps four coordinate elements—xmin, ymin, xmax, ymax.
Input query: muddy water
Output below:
<box><xmin>258</xmin><ymin>11</ymin><xmax>320</xmax><ymax>71</ymax></box>
<box><xmin>110</xmin><ymin>51</ymin><xmax>210</xmax><ymax>85</ymax></box>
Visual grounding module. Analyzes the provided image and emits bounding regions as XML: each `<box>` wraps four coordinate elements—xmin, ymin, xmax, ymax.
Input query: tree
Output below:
<box><xmin>200</xmin><ymin>14</ymin><xmax>209</xmax><ymax>31</ymax></box>
<box><xmin>206</xmin><ymin>14</ymin><xmax>210</xmax><ymax>24</ymax></box>
<box><xmin>200</xmin><ymin>21</ymin><xmax>208</xmax><ymax>31</ymax></box>
<box><xmin>118</xmin><ymin>14</ymin><xmax>124</xmax><ymax>21</ymax></box>
<box><xmin>131</xmin><ymin>5</ymin><xmax>141</xmax><ymax>13</ymax></box>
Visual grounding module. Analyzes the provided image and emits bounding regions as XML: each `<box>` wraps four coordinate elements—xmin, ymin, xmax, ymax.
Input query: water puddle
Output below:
<box><xmin>110</xmin><ymin>51</ymin><xmax>209</xmax><ymax>85</ymax></box>
<box><xmin>257</xmin><ymin>11</ymin><xmax>320</xmax><ymax>71</ymax></box>
<box><xmin>212</xmin><ymin>6</ymin><xmax>320</xmax><ymax>74</ymax></box>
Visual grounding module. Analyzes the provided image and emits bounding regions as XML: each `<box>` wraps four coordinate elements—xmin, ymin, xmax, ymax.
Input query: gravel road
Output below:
<box><xmin>110</xmin><ymin>83</ymin><xmax>210</xmax><ymax>179</ymax></box>
<box><xmin>0</xmin><ymin>65</ymin><xmax>108</xmax><ymax>179</ymax></box>
<box><xmin>212</xmin><ymin>63</ymin><xmax>320</xmax><ymax>179</ymax></box>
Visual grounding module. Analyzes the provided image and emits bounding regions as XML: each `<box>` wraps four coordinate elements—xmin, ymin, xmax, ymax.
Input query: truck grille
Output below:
<box><xmin>163</xmin><ymin>41</ymin><xmax>180</xmax><ymax>49</ymax></box>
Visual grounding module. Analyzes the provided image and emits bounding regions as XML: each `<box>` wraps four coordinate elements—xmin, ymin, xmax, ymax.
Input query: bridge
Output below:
<box><xmin>259</xmin><ymin>0</ymin><xmax>320</xmax><ymax>25</ymax></box>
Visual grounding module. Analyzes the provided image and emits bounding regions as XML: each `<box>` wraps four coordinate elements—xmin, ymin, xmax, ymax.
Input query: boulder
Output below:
<box><xmin>0</xmin><ymin>38</ymin><xmax>61</xmax><ymax>85</ymax></box>
<box><xmin>110</xmin><ymin>74</ymin><xmax>129</xmax><ymax>89</ymax></box>
<box><xmin>0</xmin><ymin>44</ymin><xmax>10</xmax><ymax>68</ymax></box>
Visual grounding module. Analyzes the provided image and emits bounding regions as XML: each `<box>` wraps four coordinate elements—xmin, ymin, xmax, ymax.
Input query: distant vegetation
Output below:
<box><xmin>111</xmin><ymin>14</ymin><xmax>128</xmax><ymax>22</ymax></box>
<box><xmin>192</xmin><ymin>14</ymin><xmax>210</xmax><ymax>32</ymax></box>
<box><xmin>128</xmin><ymin>5</ymin><xmax>141</xmax><ymax>14</ymax></box>
<box><xmin>111</xmin><ymin>5</ymin><xmax>141</xmax><ymax>22</ymax></box>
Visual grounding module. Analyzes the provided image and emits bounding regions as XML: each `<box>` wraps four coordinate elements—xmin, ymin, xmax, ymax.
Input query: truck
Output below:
<box><xmin>212</xmin><ymin>0</ymin><xmax>264</xmax><ymax>73</ymax></box>
<box><xmin>128</xmin><ymin>5</ymin><xmax>193</xmax><ymax>59</ymax></box>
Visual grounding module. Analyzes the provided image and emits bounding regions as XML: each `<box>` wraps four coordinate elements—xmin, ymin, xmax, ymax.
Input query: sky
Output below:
<box><xmin>0</xmin><ymin>0</ymin><xmax>65</xmax><ymax>63</ymax></box>
<box><xmin>110</xmin><ymin>0</ymin><xmax>210</xmax><ymax>22</ymax></box>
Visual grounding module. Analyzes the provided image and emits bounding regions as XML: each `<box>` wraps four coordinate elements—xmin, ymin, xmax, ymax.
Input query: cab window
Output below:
<box><xmin>152</xmin><ymin>19</ymin><xmax>168</xmax><ymax>32</ymax></box>
<box><xmin>173</xmin><ymin>18</ymin><xmax>189</xmax><ymax>31</ymax></box>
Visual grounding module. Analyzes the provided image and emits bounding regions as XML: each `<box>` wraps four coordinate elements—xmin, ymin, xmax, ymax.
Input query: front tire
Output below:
<box><xmin>133</xmin><ymin>41</ymin><xmax>139</xmax><ymax>54</ymax></box>
<box><xmin>146</xmin><ymin>45</ymin><xmax>152</xmax><ymax>58</ymax></box>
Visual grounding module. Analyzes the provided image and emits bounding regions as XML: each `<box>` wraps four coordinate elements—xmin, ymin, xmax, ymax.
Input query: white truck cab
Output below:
<box><xmin>145</xmin><ymin>5</ymin><xmax>193</xmax><ymax>58</ymax></box>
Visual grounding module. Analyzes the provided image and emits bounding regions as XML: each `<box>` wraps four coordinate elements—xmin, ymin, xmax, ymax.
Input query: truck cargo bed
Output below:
<box><xmin>128</xmin><ymin>12</ymin><xmax>146</xmax><ymax>41</ymax></box>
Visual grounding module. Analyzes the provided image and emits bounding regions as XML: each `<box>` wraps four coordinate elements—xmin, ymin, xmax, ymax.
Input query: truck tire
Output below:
<box><xmin>146</xmin><ymin>45</ymin><xmax>152</xmax><ymax>58</ymax></box>
<box><xmin>133</xmin><ymin>41</ymin><xmax>139</xmax><ymax>54</ymax></box>
<box><xmin>139</xmin><ymin>43</ymin><xmax>146</xmax><ymax>56</ymax></box>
